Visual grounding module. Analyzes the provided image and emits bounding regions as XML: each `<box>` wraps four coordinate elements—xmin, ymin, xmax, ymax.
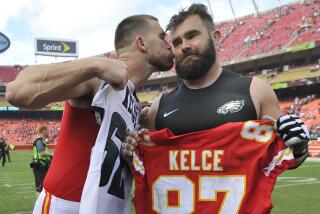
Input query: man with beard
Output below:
<box><xmin>122</xmin><ymin>4</ymin><xmax>310</xmax><ymax>213</ymax></box>
<box><xmin>123</xmin><ymin>3</ymin><xmax>309</xmax><ymax>176</ymax></box>
<box><xmin>6</xmin><ymin>15</ymin><xmax>174</xmax><ymax>214</ymax></box>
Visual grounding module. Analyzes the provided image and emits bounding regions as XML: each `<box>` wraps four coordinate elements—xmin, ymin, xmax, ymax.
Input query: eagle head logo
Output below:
<box><xmin>217</xmin><ymin>100</ymin><xmax>245</xmax><ymax>115</ymax></box>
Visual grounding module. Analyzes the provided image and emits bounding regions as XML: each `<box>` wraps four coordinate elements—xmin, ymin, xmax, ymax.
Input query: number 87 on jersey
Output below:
<box><xmin>132</xmin><ymin>121</ymin><xmax>295</xmax><ymax>214</ymax></box>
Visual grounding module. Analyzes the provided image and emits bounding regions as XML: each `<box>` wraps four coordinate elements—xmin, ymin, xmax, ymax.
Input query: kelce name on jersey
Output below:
<box><xmin>169</xmin><ymin>150</ymin><xmax>224</xmax><ymax>171</ymax></box>
<box><xmin>122</xmin><ymin>87</ymin><xmax>140</xmax><ymax>128</ymax></box>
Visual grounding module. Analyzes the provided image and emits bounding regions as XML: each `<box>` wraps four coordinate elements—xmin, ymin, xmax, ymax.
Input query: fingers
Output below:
<box><xmin>141</xmin><ymin>107</ymin><xmax>150</xmax><ymax>120</ymax></box>
<box><xmin>121</xmin><ymin>131</ymin><xmax>141</xmax><ymax>164</ymax></box>
<box><xmin>121</xmin><ymin>129</ymin><xmax>153</xmax><ymax>164</ymax></box>
<box><xmin>121</xmin><ymin>142</ymin><xmax>134</xmax><ymax>164</ymax></box>
<box><xmin>125</xmin><ymin>131</ymin><xmax>142</xmax><ymax>146</ymax></box>
<box><xmin>138</xmin><ymin>129</ymin><xmax>151</xmax><ymax>142</ymax></box>
<box><xmin>121</xmin><ymin>146</ymin><xmax>133</xmax><ymax>159</ymax></box>
<box><xmin>123</xmin><ymin>140</ymin><xmax>135</xmax><ymax>152</ymax></box>
<box><xmin>125</xmin><ymin>136</ymin><xmax>138</xmax><ymax>147</ymax></box>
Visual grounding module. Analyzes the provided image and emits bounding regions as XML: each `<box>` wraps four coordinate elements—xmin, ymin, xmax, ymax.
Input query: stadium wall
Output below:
<box><xmin>275</xmin><ymin>83</ymin><xmax>320</xmax><ymax>99</ymax></box>
<box><xmin>0</xmin><ymin>110</ymin><xmax>62</xmax><ymax>119</ymax></box>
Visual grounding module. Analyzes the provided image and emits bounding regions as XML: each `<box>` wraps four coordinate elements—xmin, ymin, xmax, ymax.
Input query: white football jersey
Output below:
<box><xmin>79</xmin><ymin>80</ymin><xmax>141</xmax><ymax>214</ymax></box>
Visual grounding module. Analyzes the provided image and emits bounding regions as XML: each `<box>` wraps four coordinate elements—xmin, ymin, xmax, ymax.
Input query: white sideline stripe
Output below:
<box><xmin>301</xmin><ymin>164</ymin><xmax>320</xmax><ymax>168</ymax></box>
<box><xmin>19</xmin><ymin>186</ymin><xmax>33</xmax><ymax>189</ymax></box>
<box><xmin>3</xmin><ymin>182</ymin><xmax>33</xmax><ymax>187</ymax></box>
<box><xmin>306</xmin><ymin>158</ymin><xmax>320</xmax><ymax>162</ymax></box>
<box><xmin>0</xmin><ymin>179</ymin><xmax>15</xmax><ymax>182</ymax></box>
<box><xmin>276</xmin><ymin>181</ymin><xmax>320</xmax><ymax>188</ymax></box>
<box><xmin>12</xmin><ymin>211</ymin><xmax>32</xmax><ymax>214</ymax></box>
<box><xmin>0</xmin><ymin>182</ymin><xmax>15</xmax><ymax>185</ymax></box>
<box><xmin>0</xmin><ymin>179</ymin><xmax>21</xmax><ymax>183</ymax></box>
<box><xmin>23</xmin><ymin>196</ymin><xmax>34</xmax><ymax>199</ymax></box>
<box><xmin>17</xmin><ymin>190</ymin><xmax>34</xmax><ymax>194</ymax></box>
<box><xmin>0</xmin><ymin>171</ymin><xmax>29</xmax><ymax>175</ymax></box>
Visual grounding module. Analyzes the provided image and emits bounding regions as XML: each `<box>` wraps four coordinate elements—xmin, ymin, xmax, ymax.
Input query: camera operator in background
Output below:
<box><xmin>31</xmin><ymin>126</ymin><xmax>53</xmax><ymax>197</ymax></box>
<box><xmin>4</xmin><ymin>138</ymin><xmax>11</xmax><ymax>163</ymax></box>
<box><xmin>0</xmin><ymin>137</ymin><xmax>7</xmax><ymax>167</ymax></box>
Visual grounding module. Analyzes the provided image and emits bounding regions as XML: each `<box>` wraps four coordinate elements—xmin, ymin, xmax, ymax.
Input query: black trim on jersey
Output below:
<box><xmin>100</xmin><ymin>81</ymin><xmax>109</xmax><ymax>90</ymax></box>
<box><xmin>91</xmin><ymin>106</ymin><xmax>105</xmax><ymax>125</ymax></box>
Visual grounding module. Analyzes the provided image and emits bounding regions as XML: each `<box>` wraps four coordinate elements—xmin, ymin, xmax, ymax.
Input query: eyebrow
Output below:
<box><xmin>172</xmin><ymin>37</ymin><xmax>181</xmax><ymax>46</ymax></box>
<box><xmin>172</xmin><ymin>29</ymin><xmax>201</xmax><ymax>45</ymax></box>
<box><xmin>184</xmin><ymin>29</ymin><xmax>201</xmax><ymax>38</ymax></box>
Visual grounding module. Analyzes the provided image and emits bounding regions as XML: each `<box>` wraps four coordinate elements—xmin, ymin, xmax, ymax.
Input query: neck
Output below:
<box><xmin>183</xmin><ymin>62</ymin><xmax>222</xmax><ymax>89</ymax></box>
<box><xmin>118</xmin><ymin>52</ymin><xmax>156</xmax><ymax>89</ymax></box>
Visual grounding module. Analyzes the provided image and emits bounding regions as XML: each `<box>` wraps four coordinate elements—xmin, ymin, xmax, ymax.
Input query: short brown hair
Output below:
<box><xmin>114</xmin><ymin>15</ymin><xmax>158</xmax><ymax>51</ymax></box>
<box><xmin>166</xmin><ymin>3</ymin><xmax>214</xmax><ymax>33</ymax></box>
<box><xmin>38</xmin><ymin>126</ymin><xmax>48</xmax><ymax>134</ymax></box>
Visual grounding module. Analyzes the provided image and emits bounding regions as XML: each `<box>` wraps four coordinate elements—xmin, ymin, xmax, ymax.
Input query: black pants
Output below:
<box><xmin>0</xmin><ymin>152</ymin><xmax>6</xmax><ymax>166</ymax></box>
<box><xmin>5</xmin><ymin>150</ymin><xmax>10</xmax><ymax>162</ymax></box>
<box><xmin>33</xmin><ymin>164</ymin><xmax>49</xmax><ymax>192</ymax></box>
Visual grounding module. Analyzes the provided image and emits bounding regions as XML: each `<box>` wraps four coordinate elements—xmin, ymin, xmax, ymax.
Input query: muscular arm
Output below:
<box><xmin>5</xmin><ymin>57</ymin><xmax>128</xmax><ymax>109</ymax></box>
<box><xmin>250</xmin><ymin>77</ymin><xmax>282</xmax><ymax>120</ymax></box>
<box><xmin>251</xmin><ymin>77</ymin><xmax>307</xmax><ymax>168</ymax></box>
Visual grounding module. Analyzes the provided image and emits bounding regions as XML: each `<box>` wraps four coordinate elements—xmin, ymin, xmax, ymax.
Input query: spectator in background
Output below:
<box><xmin>4</xmin><ymin>138</ymin><xmax>11</xmax><ymax>163</ymax></box>
<box><xmin>0</xmin><ymin>137</ymin><xmax>7</xmax><ymax>167</ymax></box>
<box><xmin>31</xmin><ymin>126</ymin><xmax>53</xmax><ymax>197</ymax></box>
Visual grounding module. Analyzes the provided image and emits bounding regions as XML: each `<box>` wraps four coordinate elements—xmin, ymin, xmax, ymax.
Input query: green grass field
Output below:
<box><xmin>1</xmin><ymin>151</ymin><xmax>320</xmax><ymax>214</ymax></box>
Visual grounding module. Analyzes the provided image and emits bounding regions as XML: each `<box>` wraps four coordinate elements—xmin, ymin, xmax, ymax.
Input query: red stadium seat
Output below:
<box><xmin>0</xmin><ymin>119</ymin><xmax>60</xmax><ymax>145</ymax></box>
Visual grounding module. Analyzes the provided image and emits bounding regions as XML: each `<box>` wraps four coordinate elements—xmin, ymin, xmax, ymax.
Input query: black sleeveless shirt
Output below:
<box><xmin>155</xmin><ymin>70</ymin><xmax>257</xmax><ymax>135</ymax></box>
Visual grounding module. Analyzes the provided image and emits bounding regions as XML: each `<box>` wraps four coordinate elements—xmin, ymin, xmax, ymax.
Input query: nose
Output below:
<box><xmin>181</xmin><ymin>39</ymin><xmax>192</xmax><ymax>54</ymax></box>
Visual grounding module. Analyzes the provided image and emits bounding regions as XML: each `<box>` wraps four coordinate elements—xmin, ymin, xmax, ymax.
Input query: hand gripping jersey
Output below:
<box><xmin>80</xmin><ymin>80</ymin><xmax>141</xmax><ymax>214</ymax></box>
<box><xmin>132</xmin><ymin>121</ymin><xmax>295</xmax><ymax>214</ymax></box>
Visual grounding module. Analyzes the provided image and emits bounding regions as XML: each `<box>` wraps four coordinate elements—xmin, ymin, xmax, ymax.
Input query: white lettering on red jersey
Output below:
<box><xmin>132</xmin><ymin>121</ymin><xmax>295</xmax><ymax>214</ymax></box>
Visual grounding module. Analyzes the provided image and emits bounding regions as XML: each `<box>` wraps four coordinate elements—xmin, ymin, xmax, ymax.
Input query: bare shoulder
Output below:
<box><xmin>250</xmin><ymin>77</ymin><xmax>276</xmax><ymax>101</ymax></box>
<box><xmin>250</xmin><ymin>77</ymin><xmax>282</xmax><ymax>119</ymax></box>
<box><xmin>251</xmin><ymin>77</ymin><xmax>272</xmax><ymax>91</ymax></box>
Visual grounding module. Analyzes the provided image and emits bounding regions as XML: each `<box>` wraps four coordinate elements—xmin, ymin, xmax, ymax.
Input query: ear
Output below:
<box><xmin>135</xmin><ymin>35</ymin><xmax>147</xmax><ymax>52</ymax></box>
<box><xmin>210</xmin><ymin>30</ymin><xmax>221</xmax><ymax>46</ymax></box>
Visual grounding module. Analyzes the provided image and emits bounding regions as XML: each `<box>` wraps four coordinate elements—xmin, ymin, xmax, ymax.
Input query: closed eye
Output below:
<box><xmin>172</xmin><ymin>38</ymin><xmax>182</xmax><ymax>47</ymax></box>
<box><xmin>185</xmin><ymin>30</ymin><xmax>200</xmax><ymax>40</ymax></box>
<box><xmin>159</xmin><ymin>32</ymin><xmax>166</xmax><ymax>40</ymax></box>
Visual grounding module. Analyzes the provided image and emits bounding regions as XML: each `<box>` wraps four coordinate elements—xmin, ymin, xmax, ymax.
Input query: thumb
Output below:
<box><xmin>141</xmin><ymin>107</ymin><xmax>150</xmax><ymax>120</ymax></box>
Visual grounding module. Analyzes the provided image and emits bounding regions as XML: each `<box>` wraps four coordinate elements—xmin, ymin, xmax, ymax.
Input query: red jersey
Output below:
<box><xmin>132</xmin><ymin>121</ymin><xmax>295</xmax><ymax>214</ymax></box>
<box><xmin>43</xmin><ymin>101</ymin><xmax>100</xmax><ymax>202</ymax></box>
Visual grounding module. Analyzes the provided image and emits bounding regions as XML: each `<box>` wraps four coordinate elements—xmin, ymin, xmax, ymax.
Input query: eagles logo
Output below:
<box><xmin>92</xmin><ymin>106</ymin><xmax>105</xmax><ymax>125</ymax></box>
<box><xmin>217</xmin><ymin>100</ymin><xmax>245</xmax><ymax>115</ymax></box>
